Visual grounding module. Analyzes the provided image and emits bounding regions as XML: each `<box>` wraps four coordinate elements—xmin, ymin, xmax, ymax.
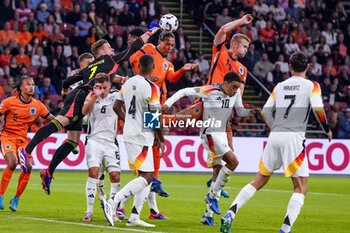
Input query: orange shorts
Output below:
<box><xmin>0</xmin><ymin>137</ymin><xmax>31</xmax><ymax>159</ymax></box>
<box><xmin>185</xmin><ymin>101</ymin><xmax>203</xmax><ymax>121</ymax></box>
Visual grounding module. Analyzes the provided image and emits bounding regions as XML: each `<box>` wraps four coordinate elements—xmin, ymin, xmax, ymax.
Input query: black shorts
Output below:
<box><xmin>58</xmin><ymin>87</ymin><xmax>89</xmax><ymax>131</ymax></box>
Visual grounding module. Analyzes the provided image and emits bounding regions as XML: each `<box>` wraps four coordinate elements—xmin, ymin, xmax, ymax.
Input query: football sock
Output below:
<box><xmin>210</xmin><ymin>166</ymin><xmax>232</xmax><ymax>198</ymax></box>
<box><xmin>113</xmin><ymin>176</ymin><xmax>148</xmax><ymax>208</ymax></box>
<box><xmin>148</xmin><ymin>191</ymin><xmax>159</xmax><ymax>214</ymax></box>
<box><xmin>26</xmin><ymin>120</ymin><xmax>63</xmax><ymax>154</ymax></box>
<box><xmin>281</xmin><ymin>193</ymin><xmax>305</xmax><ymax>233</ymax></box>
<box><xmin>48</xmin><ymin>140</ymin><xmax>78</xmax><ymax>175</ymax></box>
<box><xmin>15</xmin><ymin>172</ymin><xmax>31</xmax><ymax>198</ymax></box>
<box><xmin>86</xmin><ymin>177</ymin><xmax>98</xmax><ymax>213</ymax></box>
<box><xmin>130</xmin><ymin>184</ymin><xmax>151</xmax><ymax>221</ymax></box>
<box><xmin>0</xmin><ymin>167</ymin><xmax>14</xmax><ymax>195</ymax></box>
<box><xmin>228</xmin><ymin>183</ymin><xmax>257</xmax><ymax>217</ymax></box>
<box><xmin>152</xmin><ymin>146</ymin><xmax>161</xmax><ymax>179</ymax></box>
<box><xmin>110</xmin><ymin>182</ymin><xmax>121</xmax><ymax>200</ymax></box>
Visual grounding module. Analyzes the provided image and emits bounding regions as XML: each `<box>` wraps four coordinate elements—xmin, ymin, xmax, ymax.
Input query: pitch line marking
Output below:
<box><xmin>0</xmin><ymin>215</ymin><xmax>169</xmax><ymax>233</ymax></box>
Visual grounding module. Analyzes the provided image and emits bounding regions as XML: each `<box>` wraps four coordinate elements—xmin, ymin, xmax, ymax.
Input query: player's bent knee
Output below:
<box><xmin>139</xmin><ymin>171</ymin><xmax>154</xmax><ymax>184</ymax></box>
<box><xmin>7</xmin><ymin>161</ymin><xmax>17</xmax><ymax>170</ymax></box>
<box><xmin>109</xmin><ymin>171</ymin><xmax>121</xmax><ymax>183</ymax></box>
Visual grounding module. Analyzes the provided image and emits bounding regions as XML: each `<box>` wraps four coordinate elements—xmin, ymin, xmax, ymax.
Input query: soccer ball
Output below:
<box><xmin>159</xmin><ymin>14</ymin><xmax>179</xmax><ymax>32</ymax></box>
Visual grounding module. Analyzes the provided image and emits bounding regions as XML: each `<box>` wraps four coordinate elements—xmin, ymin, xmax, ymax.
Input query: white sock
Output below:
<box><xmin>281</xmin><ymin>193</ymin><xmax>305</xmax><ymax>233</ymax></box>
<box><xmin>228</xmin><ymin>183</ymin><xmax>257</xmax><ymax>218</ymax></box>
<box><xmin>148</xmin><ymin>191</ymin><xmax>159</xmax><ymax>214</ymax></box>
<box><xmin>113</xmin><ymin>176</ymin><xmax>148</xmax><ymax>208</ymax></box>
<box><xmin>130</xmin><ymin>184</ymin><xmax>152</xmax><ymax>221</ymax></box>
<box><xmin>210</xmin><ymin>166</ymin><xmax>233</xmax><ymax>198</ymax></box>
<box><xmin>86</xmin><ymin>177</ymin><xmax>98</xmax><ymax>213</ymax></box>
<box><xmin>110</xmin><ymin>182</ymin><xmax>121</xmax><ymax>200</ymax></box>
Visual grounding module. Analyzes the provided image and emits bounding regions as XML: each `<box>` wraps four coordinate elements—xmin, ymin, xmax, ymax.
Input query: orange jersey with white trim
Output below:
<box><xmin>130</xmin><ymin>43</ymin><xmax>175</xmax><ymax>105</ymax></box>
<box><xmin>207</xmin><ymin>42</ymin><xmax>247</xmax><ymax>85</ymax></box>
<box><xmin>0</xmin><ymin>96</ymin><xmax>50</xmax><ymax>141</ymax></box>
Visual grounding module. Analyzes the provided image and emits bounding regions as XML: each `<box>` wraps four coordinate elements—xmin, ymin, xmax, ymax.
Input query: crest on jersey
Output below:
<box><xmin>239</xmin><ymin>66</ymin><xmax>244</xmax><ymax>75</ymax></box>
<box><xmin>194</xmin><ymin>107</ymin><xmax>201</xmax><ymax>114</ymax></box>
<box><xmin>163</xmin><ymin>62</ymin><xmax>168</xmax><ymax>70</ymax></box>
<box><xmin>30</xmin><ymin>107</ymin><xmax>36</xmax><ymax>116</ymax></box>
<box><xmin>5</xmin><ymin>145</ymin><xmax>10</xmax><ymax>150</ymax></box>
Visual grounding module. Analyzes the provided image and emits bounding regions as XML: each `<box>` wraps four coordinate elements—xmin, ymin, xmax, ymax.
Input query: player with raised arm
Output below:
<box><xmin>0</xmin><ymin>76</ymin><xmax>54</xmax><ymax>211</ymax></box>
<box><xmin>162</xmin><ymin>72</ymin><xmax>257</xmax><ymax>225</ymax></box>
<box><xmin>18</xmin><ymin>22</ymin><xmax>162</xmax><ymax>195</ymax></box>
<box><xmin>81</xmin><ymin>73</ymin><xmax>122</xmax><ymax>223</ymax></box>
<box><xmin>129</xmin><ymin>31</ymin><xmax>197</xmax><ymax>219</ymax></box>
<box><xmin>220</xmin><ymin>52</ymin><xmax>333</xmax><ymax>233</ymax></box>
<box><xmin>103</xmin><ymin>54</ymin><xmax>164</xmax><ymax>227</ymax></box>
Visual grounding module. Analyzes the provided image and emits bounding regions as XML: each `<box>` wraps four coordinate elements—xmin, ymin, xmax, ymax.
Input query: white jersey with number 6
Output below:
<box><xmin>116</xmin><ymin>75</ymin><xmax>161</xmax><ymax>146</ymax></box>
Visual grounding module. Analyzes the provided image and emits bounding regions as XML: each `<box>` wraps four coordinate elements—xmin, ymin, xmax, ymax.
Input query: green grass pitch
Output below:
<box><xmin>0</xmin><ymin>171</ymin><xmax>349</xmax><ymax>233</ymax></box>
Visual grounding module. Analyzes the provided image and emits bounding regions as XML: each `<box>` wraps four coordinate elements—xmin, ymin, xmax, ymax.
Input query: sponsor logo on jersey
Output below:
<box><xmin>5</xmin><ymin>145</ymin><xmax>11</xmax><ymax>150</ymax></box>
<box><xmin>215</xmin><ymin>97</ymin><xmax>222</xmax><ymax>101</ymax></box>
<box><xmin>239</xmin><ymin>66</ymin><xmax>244</xmax><ymax>75</ymax></box>
<box><xmin>30</xmin><ymin>107</ymin><xmax>36</xmax><ymax>116</ymax></box>
<box><xmin>194</xmin><ymin>107</ymin><xmax>201</xmax><ymax>114</ymax></box>
<box><xmin>163</xmin><ymin>62</ymin><xmax>169</xmax><ymax>70</ymax></box>
<box><xmin>143</xmin><ymin>110</ymin><xmax>161</xmax><ymax>129</ymax></box>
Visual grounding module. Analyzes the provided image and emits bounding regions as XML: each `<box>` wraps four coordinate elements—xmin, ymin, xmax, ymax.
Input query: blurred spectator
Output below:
<box><xmin>116</xmin><ymin>60</ymin><xmax>132</xmax><ymax>78</ymax></box>
<box><xmin>173</xmin><ymin>50</ymin><xmax>186</xmax><ymax>71</ymax></box>
<box><xmin>194</xmin><ymin>51</ymin><xmax>210</xmax><ymax>75</ymax></box>
<box><xmin>0</xmin><ymin>47</ymin><xmax>12</xmax><ymax>68</ymax></box>
<box><xmin>309</xmin><ymin>55</ymin><xmax>322</xmax><ymax>77</ymax></box>
<box><xmin>254</xmin><ymin>14</ymin><xmax>266</xmax><ymax>31</ymax></box>
<box><xmin>88</xmin><ymin>2</ymin><xmax>98</xmax><ymax>25</ymax></box>
<box><xmin>333</xmin><ymin>33</ymin><xmax>348</xmax><ymax>65</ymax></box>
<box><xmin>261</xmin><ymin>21</ymin><xmax>275</xmax><ymax>42</ymax></box>
<box><xmin>16</xmin><ymin>0</ymin><xmax>31</xmax><ymax>23</ymax></box>
<box><xmin>253</xmin><ymin>0</ymin><xmax>269</xmax><ymax>16</ymax></box>
<box><xmin>269</xmin><ymin>0</ymin><xmax>286</xmax><ymax>22</ymax></box>
<box><xmin>39</xmin><ymin>77</ymin><xmax>57</xmax><ymax>97</ymax></box>
<box><xmin>135</xmin><ymin>5</ymin><xmax>151</xmax><ymax>26</ymax></box>
<box><xmin>143</xmin><ymin>0</ymin><xmax>158</xmax><ymax>17</ymax></box>
<box><xmin>8</xmin><ymin>56</ymin><xmax>21</xmax><ymax>79</ymax></box>
<box><xmin>293</xmin><ymin>23</ymin><xmax>306</xmax><ymax>46</ymax></box>
<box><xmin>327</xmin><ymin>102</ymin><xmax>342</xmax><ymax>135</ymax></box>
<box><xmin>2</xmin><ymin>76</ymin><xmax>15</xmax><ymax>96</ymax></box>
<box><xmin>27</xmin><ymin>36</ymin><xmax>40</xmax><ymax>56</ymax></box>
<box><xmin>61</xmin><ymin>57</ymin><xmax>73</xmax><ymax>78</ymax></box>
<box><xmin>43</xmin><ymin>95</ymin><xmax>57</xmax><ymax>114</ymax></box>
<box><xmin>284</xmin><ymin>0</ymin><xmax>299</xmax><ymax>20</ymax></box>
<box><xmin>109</xmin><ymin>0</ymin><xmax>125</xmax><ymax>13</ymax></box>
<box><xmin>10</xmin><ymin>12</ymin><xmax>22</xmax><ymax>33</ymax></box>
<box><xmin>76</xmin><ymin>13</ymin><xmax>92</xmax><ymax>37</ymax></box>
<box><xmin>31</xmin><ymin>46</ymin><xmax>48</xmax><ymax>68</ymax></box>
<box><xmin>302</xmin><ymin>38</ymin><xmax>315</xmax><ymax>58</ymax></box>
<box><xmin>44</xmin><ymin>15</ymin><xmax>56</xmax><ymax>35</ymax></box>
<box><xmin>0</xmin><ymin>0</ymin><xmax>14</xmax><ymax>28</ymax></box>
<box><xmin>254</xmin><ymin>33</ymin><xmax>266</xmax><ymax>53</ymax></box>
<box><xmin>266</xmin><ymin>63</ymin><xmax>284</xmax><ymax>90</ymax></box>
<box><xmin>284</xmin><ymin>34</ymin><xmax>300</xmax><ymax>56</ymax></box>
<box><xmin>338</xmin><ymin>109</ymin><xmax>350</xmax><ymax>138</ymax></box>
<box><xmin>305</xmin><ymin>0</ymin><xmax>318</xmax><ymax>19</ymax></box>
<box><xmin>49</xmin><ymin>25</ymin><xmax>65</xmax><ymax>44</ymax></box>
<box><xmin>322</xmin><ymin>22</ymin><xmax>337</xmax><ymax>47</ymax></box>
<box><xmin>70</xmin><ymin>46</ymin><xmax>79</xmax><ymax>69</ymax></box>
<box><xmin>103</xmin><ymin>25</ymin><xmax>117</xmax><ymax>50</ymax></box>
<box><xmin>70</xmin><ymin>26</ymin><xmax>83</xmax><ymax>47</ymax></box>
<box><xmin>16</xmin><ymin>45</ymin><xmax>31</xmax><ymax>67</ymax></box>
<box><xmin>30</xmin><ymin>118</ymin><xmax>43</xmax><ymax>133</ymax></box>
<box><xmin>95</xmin><ymin>18</ymin><xmax>107</xmax><ymax>39</ymax></box>
<box><xmin>23</xmin><ymin>12</ymin><xmax>38</xmax><ymax>33</ymax></box>
<box><xmin>94</xmin><ymin>0</ymin><xmax>109</xmax><ymax>17</ymax></box>
<box><xmin>61</xmin><ymin>0</ymin><xmax>74</xmax><ymax>15</ymax></box>
<box><xmin>175</xmin><ymin>27</ymin><xmax>189</xmax><ymax>51</ymax></box>
<box><xmin>55</xmin><ymin>100</ymin><xmax>64</xmax><ymax>115</ymax></box>
<box><xmin>343</xmin><ymin>88</ymin><xmax>350</xmax><ymax>107</ymax></box>
<box><xmin>298</xmin><ymin>10</ymin><xmax>310</xmax><ymax>31</ymax></box>
<box><xmin>274</xmin><ymin>54</ymin><xmax>289</xmax><ymax>73</ymax></box>
<box><xmin>241</xmin><ymin>23</ymin><xmax>258</xmax><ymax>41</ymax></box>
<box><xmin>88</xmin><ymin>26</ymin><xmax>101</xmax><ymax>46</ymax></box>
<box><xmin>308</xmin><ymin>21</ymin><xmax>321</xmax><ymax>44</ymax></box>
<box><xmin>337</xmin><ymin>66</ymin><xmax>350</xmax><ymax>91</ymax></box>
<box><xmin>336</xmin><ymin>1</ymin><xmax>348</xmax><ymax>31</ymax></box>
<box><xmin>114</xmin><ymin>36</ymin><xmax>126</xmax><ymax>52</ymax></box>
<box><xmin>118</xmin><ymin>4</ymin><xmax>135</xmax><ymax>26</ymax></box>
<box><xmin>253</xmin><ymin>52</ymin><xmax>274</xmax><ymax>81</ymax></box>
<box><xmin>278</xmin><ymin>22</ymin><xmax>289</xmax><ymax>43</ymax></box>
<box><xmin>243</xmin><ymin>43</ymin><xmax>261</xmax><ymax>71</ymax></box>
<box><xmin>128</xmin><ymin>0</ymin><xmax>142</xmax><ymax>16</ymax></box>
<box><xmin>184</xmin><ymin>41</ymin><xmax>196</xmax><ymax>63</ymax></box>
<box><xmin>36</xmin><ymin>4</ymin><xmax>50</xmax><ymax>23</ymax></box>
<box><xmin>53</xmin><ymin>4</ymin><xmax>65</xmax><ymax>25</ymax></box>
<box><xmin>216</xmin><ymin>8</ymin><xmax>231</xmax><ymax>29</ymax></box>
<box><xmin>32</xmin><ymin>23</ymin><xmax>49</xmax><ymax>44</ymax></box>
<box><xmin>45</xmin><ymin>58</ymin><xmax>64</xmax><ymax>92</ymax></box>
<box><xmin>0</xmin><ymin>21</ymin><xmax>16</xmax><ymax>46</ymax></box>
<box><xmin>283</xmin><ymin>12</ymin><xmax>297</xmax><ymax>30</ymax></box>
<box><xmin>78</xmin><ymin>37</ymin><xmax>92</xmax><ymax>54</ymax></box>
<box><xmin>323</xmin><ymin>59</ymin><xmax>337</xmax><ymax>77</ymax></box>
<box><xmin>66</xmin><ymin>4</ymin><xmax>81</xmax><ymax>25</ymax></box>
<box><xmin>327</xmin><ymin>85</ymin><xmax>342</xmax><ymax>106</ymax></box>
<box><xmin>106</xmin><ymin>7</ymin><xmax>119</xmax><ymax>25</ymax></box>
<box><xmin>52</xmin><ymin>44</ymin><xmax>66</xmax><ymax>67</ymax></box>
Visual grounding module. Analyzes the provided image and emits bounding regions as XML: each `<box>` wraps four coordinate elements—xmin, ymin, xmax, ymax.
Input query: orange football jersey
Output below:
<box><xmin>0</xmin><ymin>96</ymin><xmax>50</xmax><ymax>141</ymax></box>
<box><xmin>207</xmin><ymin>42</ymin><xmax>247</xmax><ymax>85</ymax></box>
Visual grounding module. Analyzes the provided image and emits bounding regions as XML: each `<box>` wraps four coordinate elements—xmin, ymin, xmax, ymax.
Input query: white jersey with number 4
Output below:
<box><xmin>85</xmin><ymin>91</ymin><xmax>119</xmax><ymax>142</ymax></box>
<box><xmin>116</xmin><ymin>75</ymin><xmax>161</xmax><ymax>146</ymax></box>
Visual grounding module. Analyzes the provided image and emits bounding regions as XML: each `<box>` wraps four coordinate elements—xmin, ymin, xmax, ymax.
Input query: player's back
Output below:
<box><xmin>121</xmin><ymin>75</ymin><xmax>160</xmax><ymax>146</ymax></box>
<box><xmin>270</xmin><ymin>76</ymin><xmax>315</xmax><ymax>133</ymax></box>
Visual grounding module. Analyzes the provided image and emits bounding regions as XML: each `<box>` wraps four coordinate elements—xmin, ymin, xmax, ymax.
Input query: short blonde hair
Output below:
<box><xmin>230</xmin><ymin>33</ymin><xmax>251</xmax><ymax>45</ymax></box>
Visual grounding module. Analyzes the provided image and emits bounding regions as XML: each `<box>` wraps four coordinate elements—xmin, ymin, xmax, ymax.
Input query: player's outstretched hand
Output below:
<box><xmin>162</xmin><ymin>104</ymin><xmax>170</xmax><ymax>113</ymax></box>
<box><xmin>240</xmin><ymin>14</ymin><xmax>253</xmax><ymax>25</ymax></box>
<box><xmin>327</xmin><ymin>130</ymin><xmax>333</xmax><ymax>142</ymax></box>
<box><xmin>93</xmin><ymin>83</ymin><xmax>103</xmax><ymax>97</ymax></box>
<box><xmin>182</xmin><ymin>63</ymin><xmax>198</xmax><ymax>71</ymax></box>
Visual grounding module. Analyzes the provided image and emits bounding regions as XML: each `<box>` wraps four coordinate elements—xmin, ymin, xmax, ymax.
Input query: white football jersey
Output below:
<box><xmin>261</xmin><ymin>76</ymin><xmax>329</xmax><ymax>134</ymax></box>
<box><xmin>85</xmin><ymin>91</ymin><xmax>119</xmax><ymax>142</ymax></box>
<box><xmin>164</xmin><ymin>84</ymin><xmax>251</xmax><ymax>134</ymax></box>
<box><xmin>116</xmin><ymin>75</ymin><xmax>161</xmax><ymax>146</ymax></box>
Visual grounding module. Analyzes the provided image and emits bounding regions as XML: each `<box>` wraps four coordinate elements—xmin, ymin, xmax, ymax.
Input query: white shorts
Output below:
<box><xmin>85</xmin><ymin>138</ymin><xmax>121</xmax><ymax>173</ymax></box>
<box><xmin>124</xmin><ymin>142</ymin><xmax>154</xmax><ymax>173</ymax></box>
<box><xmin>259</xmin><ymin>132</ymin><xmax>309</xmax><ymax>177</ymax></box>
<box><xmin>201</xmin><ymin>132</ymin><xmax>231</xmax><ymax>167</ymax></box>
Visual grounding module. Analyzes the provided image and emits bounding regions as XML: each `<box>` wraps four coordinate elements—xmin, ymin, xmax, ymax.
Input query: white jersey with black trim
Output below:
<box><xmin>116</xmin><ymin>75</ymin><xmax>161</xmax><ymax>146</ymax></box>
<box><xmin>261</xmin><ymin>76</ymin><xmax>329</xmax><ymax>135</ymax></box>
<box><xmin>164</xmin><ymin>84</ymin><xmax>251</xmax><ymax>134</ymax></box>
<box><xmin>85</xmin><ymin>91</ymin><xmax>119</xmax><ymax>142</ymax></box>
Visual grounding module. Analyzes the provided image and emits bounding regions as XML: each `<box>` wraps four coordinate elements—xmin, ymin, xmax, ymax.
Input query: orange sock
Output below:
<box><xmin>152</xmin><ymin>146</ymin><xmax>161</xmax><ymax>179</ymax></box>
<box><xmin>16</xmin><ymin>172</ymin><xmax>31</xmax><ymax>198</ymax></box>
<box><xmin>0</xmin><ymin>167</ymin><xmax>14</xmax><ymax>196</ymax></box>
